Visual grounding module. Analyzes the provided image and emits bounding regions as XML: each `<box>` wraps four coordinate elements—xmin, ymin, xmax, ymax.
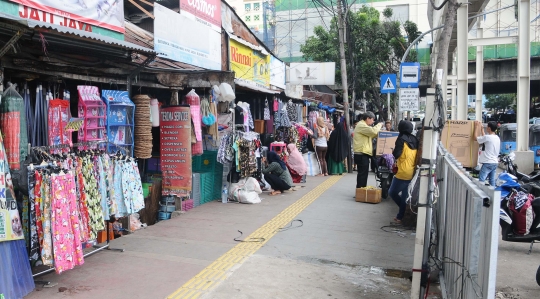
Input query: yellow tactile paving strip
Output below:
<box><xmin>166</xmin><ymin>175</ymin><xmax>343</xmax><ymax>299</ymax></box>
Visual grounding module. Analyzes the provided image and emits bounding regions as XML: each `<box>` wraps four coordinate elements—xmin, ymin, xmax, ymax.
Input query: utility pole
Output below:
<box><xmin>337</xmin><ymin>0</ymin><xmax>350</xmax><ymax>137</ymax></box>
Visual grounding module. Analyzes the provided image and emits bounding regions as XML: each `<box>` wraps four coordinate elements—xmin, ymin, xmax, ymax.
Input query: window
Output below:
<box><xmin>386</xmin><ymin>4</ymin><xmax>409</xmax><ymax>22</ymax></box>
<box><xmin>254</xmin><ymin>3</ymin><xmax>260</xmax><ymax>11</ymax></box>
<box><xmin>245</xmin><ymin>4</ymin><xmax>251</xmax><ymax>12</ymax></box>
<box><xmin>254</xmin><ymin>15</ymin><xmax>260</xmax><ymax>21</ymax></box>
<box><xmin>245</xmin><ymin>15</ymin><xmax>251</xmax><ymax>22</ymax></box>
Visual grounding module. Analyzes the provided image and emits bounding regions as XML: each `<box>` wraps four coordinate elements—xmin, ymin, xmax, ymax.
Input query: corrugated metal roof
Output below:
<box><xmin>0</xmin><ymin>12</ymin><xmax>155</xmax><ymax>54</ymax></box>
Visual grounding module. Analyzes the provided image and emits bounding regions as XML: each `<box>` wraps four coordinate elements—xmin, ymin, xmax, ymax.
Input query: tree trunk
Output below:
<box><xmin>432</xmin><ymin>0</ymin><xmax>460</xmax><ymax>88</ymax></box>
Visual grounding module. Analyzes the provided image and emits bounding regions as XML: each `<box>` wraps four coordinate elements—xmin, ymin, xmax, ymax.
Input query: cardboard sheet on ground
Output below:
<box><xmin>376</xmin><ymin>132</ymin><xmax>399</xmax><ymax>155</ymax></box>
<box><xmin>441</xmin><ymin>120</ymin><xmax>479</xmax><ymax>168</ymax></box>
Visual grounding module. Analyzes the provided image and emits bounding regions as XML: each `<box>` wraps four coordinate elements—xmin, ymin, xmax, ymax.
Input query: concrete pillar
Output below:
<box><xmin>515</xmin><ymin>0</ymin><xmax>534</xmax><ymax>173</ymax></box>
<box><xmin>457</xmin><ymin>3</ymin><xmax>468</xmax><ymax>120</ymax></box>
<box><xmin>517</xmin><ymin>0</ymin><xmax>530</xmax><ymax>151</ymax></box>
<box><xmin>475</xmin><ymin>18</ymin><xmax>484</xmax><ymax>122</ymax></box>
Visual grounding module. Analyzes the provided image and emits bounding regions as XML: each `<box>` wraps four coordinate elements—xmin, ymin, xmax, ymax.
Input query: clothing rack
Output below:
<box><xmin>28</xmin><ymin>141</ymin><xmax>125</xmax><ymax>279</ymax></box>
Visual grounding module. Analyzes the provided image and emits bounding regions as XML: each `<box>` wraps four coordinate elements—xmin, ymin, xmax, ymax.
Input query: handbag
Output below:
<box><xmin>392</xmin><ymin>163</ymin><xmax>398</xmax><ymax>174</ymax></box>
<box><xmin>263</xmin><ymin>98</ymin><xmax>271</xmax><ymax>120</ymax></box>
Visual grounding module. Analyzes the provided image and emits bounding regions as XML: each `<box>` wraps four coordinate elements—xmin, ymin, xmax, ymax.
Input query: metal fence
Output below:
<box><xmin>434</xmin><ymin>145</ymin><xmax>500</xmax><ymax>299</ymax></box>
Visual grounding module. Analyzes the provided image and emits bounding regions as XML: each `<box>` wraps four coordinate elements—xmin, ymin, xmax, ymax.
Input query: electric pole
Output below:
<box><xmin>337</xmin><ymin>0</ymin><xmax>351</xmax><ymax>171</ymax></box>
<box><xmin>338</xmin><ymin>0</ymin><xmax>352</xmax><ymax>173</ymax></box>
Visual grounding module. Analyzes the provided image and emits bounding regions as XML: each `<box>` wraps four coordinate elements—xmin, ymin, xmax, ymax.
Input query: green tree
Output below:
<box><xmin>485</xmin><ymin>94</ymin><xmax>515</xmax><ymax>113</ymax></box>
<box><xmin>300</xmin><ymin>6</ymin><xmax>421</xmax><ymax>119</ymax></box>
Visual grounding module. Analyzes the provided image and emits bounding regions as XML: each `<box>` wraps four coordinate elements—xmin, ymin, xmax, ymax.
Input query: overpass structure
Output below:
<box><xmin>428</xmin><ymin>0</ymin><xmax>535</xmax><ymax>173</ymax></box>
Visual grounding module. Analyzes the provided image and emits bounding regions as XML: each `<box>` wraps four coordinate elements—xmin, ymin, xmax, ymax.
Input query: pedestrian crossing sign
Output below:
<box><xmin>380</xmin><ymin>74</ymin><xmax>397</xmax><ymax>94</ymax></box>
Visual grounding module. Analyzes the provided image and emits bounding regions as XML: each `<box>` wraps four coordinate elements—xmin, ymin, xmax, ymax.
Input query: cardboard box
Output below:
<box><xmin>376</xmin><ymin>131</ymin><xmax>399</xmax><ymax>155</ymax></box>
<box><xmin>441</xmin><ymin>120</ymin><xmax>479</xmax><ymax>168</ymax></box>
<box><xmin>355</xmin><ymin>187</ymin><xmax>382</xmax><ymax>204</ymax></box>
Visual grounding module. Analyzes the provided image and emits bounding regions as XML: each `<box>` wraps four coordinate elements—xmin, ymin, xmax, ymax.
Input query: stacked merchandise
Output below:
<box><xmin>132</xmin><ymin>95</ymin><xmax>152</xmax><ymax>158</ymax></box>
<box><xmin>102</xmin><ymin>90</ymin><xmax>135</xmax><ymax>156</ymax></box>
<box><xmin>77</xmin><ymin>86</ymin><xmax>107</xmax><ymax>144</ymax></box>
<box><xmin>23</xmin><ymin>148</ymin><xmax>144</xmax><ymax>273</ymax></box>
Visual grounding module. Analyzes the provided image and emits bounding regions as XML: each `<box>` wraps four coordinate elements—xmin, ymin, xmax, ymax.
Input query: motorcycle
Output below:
<box><xmin>497</xmin><ymin>173</ymin><xmax>540</xmax><ymax>254</ymax></box>
<box><xmin>499</xmin><ymin>151</ymin><xmax>540</xmax><ymax>196</ymax></box>
<box><xmin>376</xmin><ymin>154</ymin><xmax>394</xmax><ymax>199</ymax></box>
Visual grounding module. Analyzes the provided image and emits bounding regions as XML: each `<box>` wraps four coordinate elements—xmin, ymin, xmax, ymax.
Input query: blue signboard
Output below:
<box><xmin>380</xmin><ymin>74</ymin><xmax>397</xmax><ymax>94</ymax></box>
<box><xmin>400</xmin><ymin>62</ymin><xmax>421</xmax><ymax>88</ymax></box>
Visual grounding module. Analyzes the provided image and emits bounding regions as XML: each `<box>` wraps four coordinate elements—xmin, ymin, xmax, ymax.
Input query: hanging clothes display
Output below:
<box><xmin>217</xmin><ymin>131</ymin><xmax>261</xmax><ymax>179</ymax></box>
<box><xmin>25</xmin><ymin>145</ymin><xmax>144</xmax><ymax>270</ymax></box>
<box><xmin>48</xmin><ymin>99</ymin><xmax>72</xmax><ymax>151</ymax></box>
<box><xmin>0</xmin><ymin>83</ymin><xmax>29</xmax><ymax>170</ymax></box>
<box><xmin>186</xmin><ymin>89</ymin><xmax>203</xmax><ymax>155</ymax></box>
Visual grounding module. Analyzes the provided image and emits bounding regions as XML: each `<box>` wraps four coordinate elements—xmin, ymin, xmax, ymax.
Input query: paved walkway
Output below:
<box><xmin>26</xmin><ymin>172</ymin><xmax>414</xmax><ymax>299</ymax></box>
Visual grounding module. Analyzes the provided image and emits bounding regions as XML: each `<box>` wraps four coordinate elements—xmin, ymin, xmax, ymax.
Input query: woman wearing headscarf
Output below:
<box><xmin>262</xmin><ymin>151</ymin><xmax>294</xmax><ymax>195</ymax></box>
<box><xmin>286</xmin><ymin>144</ymin><xmax>307</xmax><ymax>183</ymax></box>
<box><xmin>313</xmin><ymin>116</ymin><xmax>330</xmax><ymax>176</ymax></box>
<box><xmin>388</xmin><ymin>120</ymin><xmax>419</xmax><ymax>224</ymax></box>
<box><xmin>326</xmin><ymin>120</ymin><xmax>351</xmax><ymax>175</ymax></box>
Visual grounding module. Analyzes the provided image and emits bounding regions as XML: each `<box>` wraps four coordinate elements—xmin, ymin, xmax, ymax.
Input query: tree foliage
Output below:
<box><xmin>485</xmin><ymin>94</ymin><xmax>515</xmax><ymax>112</ymax></box>
<box><xmin>300</xmin><ymin>6</ymin><xmax>422</xmax><ymax>118</ymax></box>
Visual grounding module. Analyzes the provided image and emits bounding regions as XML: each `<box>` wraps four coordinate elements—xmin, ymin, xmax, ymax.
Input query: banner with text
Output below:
<box><xmin>160</xmin><ymin>106</ymin><xmax>192</xmax><ymax>196</ymax></box>
<box><xmin>155</xmin><ymin>3</ymin><xmax>221</xmax><ymax>70</ymax></box>
<box><xmin>9</xmin><ymin>0</ymin><xmax>124</xmax><ymax>32</ymax></box>
<box><xmin>0</xmin><ymin>154</ymin><xmax>24</xmax><ymax>243</ymax></box>
<box><xmin>17</xmin><ymin>5</ymin><xmax>93</xmax><ymax>32</ymax></box>
<box><xmin>180</xmin><ymin>0</ymin><xmax>221</xmax><ymax>32</ymax></box>
<box><xmin>289</xmin><ymin>62</ymin><xmax>335</xmax><ymax>85</ymax></box>
<box><xmin>230</xmin><ymin>39</ymin><xmax>270</xmax><ymax>88</ymax></box>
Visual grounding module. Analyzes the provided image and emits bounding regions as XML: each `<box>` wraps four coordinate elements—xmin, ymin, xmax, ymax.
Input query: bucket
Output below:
<box><xmin>159</xmin><ymin>203</ymin><xmax>176</xmax><ymax>212</ymax></box>
<box><xmin>157</xmin><ymin>211</ymin><xmax>171</xmax><ymax>220</ymax></box>
<box><xmin>142</xmin><ymin>183</ymin><xmax>151</xmax><ymax>198</ymax></box>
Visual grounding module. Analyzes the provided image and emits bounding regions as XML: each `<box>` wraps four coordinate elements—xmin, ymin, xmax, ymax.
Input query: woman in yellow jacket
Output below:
<box><xmin>388</xmin><ymin>120</ymin><xmax>419</xmax><ymax>224</ymax></box>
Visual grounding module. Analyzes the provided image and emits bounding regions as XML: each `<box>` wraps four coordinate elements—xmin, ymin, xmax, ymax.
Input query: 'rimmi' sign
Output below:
<box><xmin>231</xmin><ymin>46</ymin><xmax>252</xmax><ymax>66</ymax></box>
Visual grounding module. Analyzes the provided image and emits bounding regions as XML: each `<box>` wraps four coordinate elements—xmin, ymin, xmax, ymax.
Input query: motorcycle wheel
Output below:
<box><xmin>381</xmin><ymin>178</ymin><xmax>391</xmax><ymax>199</ymax></box>
<box><xmin>536</xmin><ymin>265</ymin><xmax>540</xmax><ymax>286</ymax></box>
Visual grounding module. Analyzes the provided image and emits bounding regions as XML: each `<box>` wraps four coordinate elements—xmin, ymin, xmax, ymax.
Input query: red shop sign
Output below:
<box><xmin>160</xmin><ymin>106</ymin><xmax>192</xmax><ymax>195</ymax></box>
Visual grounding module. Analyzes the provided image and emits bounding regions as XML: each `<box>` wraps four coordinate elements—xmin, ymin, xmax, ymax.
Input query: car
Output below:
<box><xmin>530</xmin><ymin>118</ymin><xmax>540</xmax><ymax>125</ymax></box>
<box><xmin>468</xmin><ymin>113</ymin><xmax>476</xmax><ymax>120</ymax></box>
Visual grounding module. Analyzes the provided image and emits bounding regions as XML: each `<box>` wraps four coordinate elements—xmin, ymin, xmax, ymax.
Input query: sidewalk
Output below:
<box><xmin>26</xmin><ymin>172</ymin><xmax>414</xmax><ymax>299</ymax></box>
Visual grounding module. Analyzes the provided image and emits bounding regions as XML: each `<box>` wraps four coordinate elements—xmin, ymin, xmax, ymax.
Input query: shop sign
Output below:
<box><xmin>9</xmin><ymin>0</ymin><xmax>124</xmax><ymax>33</ymax></box>
<box><xmin>160</xmin><ymin>106</ymin><xmax>192</xmax><ymax>195</ymax></box>
<box><xmin>288</xmin><ymin>62</ymin><xmax>336</xmax><ymax>85</ymax></box>
<box><xmin>230</xmin><ymin>39</ymin><xmax>270</xmax><ymax>88</ymax></box>
<box><xmin>270</xmin><ymin>56</ymin><xmax>285</xmax><ymax>89</ymax></box>
<box><xmin>18</xmin><ymin>5</ymin><xmax>92</xmax><ymax>32</ymax></box>
<box><xmin>180</xmin><ymin>0</ymin><xmax>221</xmax><ymax>33</ymax></box>
<box><xmin>154</xmin><ymin>3</ymin><xmax>221</xmax><ymax>70</ymax></box>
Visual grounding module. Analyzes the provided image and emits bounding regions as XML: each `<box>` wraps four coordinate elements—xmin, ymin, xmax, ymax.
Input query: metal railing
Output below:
<box><xmin>434</xmin><ymin>144</ymin><xmax>500</xmax><ymax>299</ymax></box>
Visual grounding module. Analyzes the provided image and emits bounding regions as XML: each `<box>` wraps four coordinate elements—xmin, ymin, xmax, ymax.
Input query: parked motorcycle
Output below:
<box><xmin>499</xmin><ymin>151</ymin><xmax>540</xmax><ymax>196</ymax></box>
<box><xmin>497</xmin><ymin>173</ymin><xmax>540</xmax><ymax>254</ymax></box>
<box><xmin>376</xmin><ymin>154</ymin><xmax>394</xmax><ymax>199</ymax></box>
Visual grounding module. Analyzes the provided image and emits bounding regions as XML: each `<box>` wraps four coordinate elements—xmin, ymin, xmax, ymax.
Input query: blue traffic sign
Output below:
<box><xmin>400</xmin><ymin>62</ymin><xmax>421</xmax><ymax>88</ymax></box>
<box><xmin>380</xmin><ymin>74</ymin><xmax>397</xmax><ymax>94</ymax></box>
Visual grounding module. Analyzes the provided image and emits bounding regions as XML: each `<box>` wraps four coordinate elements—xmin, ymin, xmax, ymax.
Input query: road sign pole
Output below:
<box><xmin>387</xmin><ymin>93</ymin><xmax>391</xmax><ymax>121</ymax></box>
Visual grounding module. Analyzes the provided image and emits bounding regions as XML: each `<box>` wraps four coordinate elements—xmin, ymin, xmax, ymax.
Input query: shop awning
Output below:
<box><xmin>234</xmin><ymin>79</ymin><xmax>281</xmax><ymax>94</ymax></box>
<box><xmin>0</xmin><ymin>12</ymin><xmax>155</xmax><ymax>54</ymax></box>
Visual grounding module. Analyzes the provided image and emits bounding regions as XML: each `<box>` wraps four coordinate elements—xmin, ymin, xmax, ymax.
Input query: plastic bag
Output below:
<box><xmin>1</xmin><ymin>83</ymin><xmax>28</xmax><ymax>170</ymax></box>
<box><xmin>130</xmin><ymin>213</ymin><xmax>143</xmax><ymax>231</ymax></box>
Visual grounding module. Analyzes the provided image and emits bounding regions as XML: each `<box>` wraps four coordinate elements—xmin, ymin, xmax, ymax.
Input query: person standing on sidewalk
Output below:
<box><xmin>388</xmin><ymin>120</ymin><xmax>418</xmax><ymax>224</ymax></box>
<box><xmin>314</xmin><ymin>116</ymin><xmax>330</xmax><ymax>176</ymax></box>
<box><xmin>474</xmin><ymin>120</ymin><xmax>500</xmax><ymax>186</ymax></box>
<box><xmin>353</xmin><ymin>112</ymin><xmax>382</xmax><ymax>188</ymax></box>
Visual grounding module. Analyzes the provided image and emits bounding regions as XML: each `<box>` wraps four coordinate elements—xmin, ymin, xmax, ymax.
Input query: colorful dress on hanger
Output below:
<box><xmin>51</xmin><ymin>172</ymin><xmax>84</xmax><ymax>274</ymax></box>
<box><xmin>82</xmin><ymin>156</ymin><xmax>105</xmax><ymax>240</ymax></box>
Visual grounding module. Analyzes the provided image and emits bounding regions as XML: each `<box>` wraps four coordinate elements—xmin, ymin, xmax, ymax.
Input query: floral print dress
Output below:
<box><xmin>51</xmin><ymin>172</ymin><xmax>84</xmax><ymax>274</ymax></box>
